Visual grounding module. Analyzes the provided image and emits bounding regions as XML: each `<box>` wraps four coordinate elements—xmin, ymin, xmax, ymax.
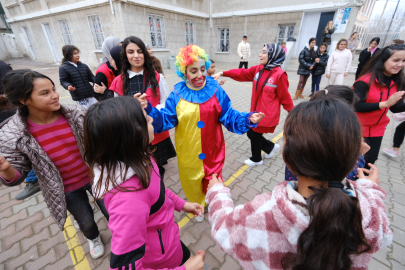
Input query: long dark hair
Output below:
<box><xmin>308</xmin><ymin>38</ymin><xmax>316</xmax><ymax>58</ymax></box>
<box><xmin>61</xmin><ymin>45</ymin><xmax>80</xmax><ymax>64</ymax></box>
<box><xmin>151</xmin><ymin>56</ymin><xmax>163</xmax><ymax>74</ymax></box>
<box><xmin>310</xmin><ymin>85</ymin><xmax>359</xmax><ymax>108</ymax></box>
<box><xmin>357</xmin><ymin>44</ymin><xmax>405</xmax><ymax>94</ymax></box>
<box><xmin>281</xmin><ymin>99</ymin><xmax>371</xmax><ymax>270</ymax></box>
<box><xmin>83</xmin><ymin>96</ymin><xmax>154</xmax><ymax>199</ymax></box>
<box><xmin>2</xmin><ymin>69</ymin><xmax>55</xmax><ymax>116</ymax></box>
<box><xmin>121</xmin><ymin>36</ymin><xmax>158</xmax><ymax>96</ymax></box>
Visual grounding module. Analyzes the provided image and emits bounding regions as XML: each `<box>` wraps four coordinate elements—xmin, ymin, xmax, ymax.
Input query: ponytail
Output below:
<box><xmin>282</xmin><ymin>100</ymin><xmax>371</xmax><ymax>270</ymax></box>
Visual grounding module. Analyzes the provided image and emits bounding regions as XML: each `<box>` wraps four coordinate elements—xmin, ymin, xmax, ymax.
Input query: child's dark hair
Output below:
<box><xmin>318</xmin><ymin>43</ymin><xmax>328</xmax><ymax>51</ymax></box>
<box><xmin>84</xmin><ymin>96</ymin><xmax>154</xmax><ymax>199</ymax></box>
<box><xmin>61</xmin><ymin>45</ymin><xmax>80</xmax><ymax>64</ymax></box>
<box><xmin>151</xmin><ymin>56</ymin><xmax>163</xmax><ymax>74</ymax></box>
<box><xmin>2</xmin><ymin>69</ymin><xmax>55</xmax><ymax>115</ymax></box>
<box><xmin>310</xmin><ymin>85</ymin><xmax>359</xmax><ymax>108</ymax></box>
<box><xmin>308</xmin><ymin>38</ymin><xmax>317</xmax><ymax>58</ymax></box>
<box><xmin>281</xmin><ymin>99</ymin><xmax>371</xmax><ymax>270</ymax></box>
<box><xmin>121</xmin><ymin>36</ymin><xmax>158</xmax><ymax>96</ymax></box>
<box><xmin>356</xmin><ymin>44</ymin><xmax>405</xmax><ymax>96</ymax></box>
<box><xmin>209</xmin><ymin>59</ymin><xmax>215</xmax><ymax>64</ymax></box>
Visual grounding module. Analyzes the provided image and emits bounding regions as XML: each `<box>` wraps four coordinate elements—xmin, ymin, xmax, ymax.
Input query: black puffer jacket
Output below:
<box><xmin>298</xmin><ymin>45</ymin><xmax>317</xmax><ymax>75</ymax></box>
<box><xmin>59</xmin><ymin>61</ymin><xmax>95</xmax><ymax>101</ymax></box>
<box><xmin>311</xmin><ymin>51</ymin><xmax>329</xmax><ymax>76</ymax></box>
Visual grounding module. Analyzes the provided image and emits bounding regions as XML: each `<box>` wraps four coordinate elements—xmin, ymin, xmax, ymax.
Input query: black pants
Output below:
<box><xmin>180</xmin><ymin>241</ymin><xmax>191</xmax><ymax>265</ymax></box>
<box><xmin>393</xmin><ymin>121</ymin><xmax>405</xmax><ymax>148</ymax></box>
<box><xmin>297</xmin><ymin>74</ymin><xmax>310</xmax><ymax>90</ymax></box>
<box><xmin>239</xmin><ymin>62</ymin><xmax>248</xmax><ymax>69</ymax></box>
<box><xmin>364</xmin><ymin>136</ymin><xmax>383</xmax><ymax>170</ymax></box>
<box><xmin>65</xmin><ymin>183</ymin><xmax>109</xmax><ymax>240</ymax></box>
<box><xmin>247</xmin><ymin>129</ymin><xmax>275</xmax><ymax>162</ymax></box>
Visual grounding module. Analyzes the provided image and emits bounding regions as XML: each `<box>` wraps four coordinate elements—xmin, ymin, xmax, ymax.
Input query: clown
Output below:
<box><xmin>136</xmin><ymin>44</ymin><xmax>264</xmax><ymax>221</ymax></box>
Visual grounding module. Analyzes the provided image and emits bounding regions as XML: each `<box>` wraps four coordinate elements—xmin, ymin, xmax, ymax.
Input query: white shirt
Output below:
<box><xmin>114</xmin><ymin>70</ymin><xmax>168</xmax><ymax>110</ymax></box>
<box><xmin>68</xmin><ymin>61</ymin><xmax>77</xmax><ymax>67</ymax></box>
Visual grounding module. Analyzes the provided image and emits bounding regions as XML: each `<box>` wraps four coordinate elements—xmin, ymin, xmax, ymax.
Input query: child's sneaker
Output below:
<box><xmin>88</xmin><ymin>235</ymin><xmax>105</xmax><ymax>259</ymax></box>
<box><xmin>383</xmin><ymin>148</ymin><xmax>398</xmax><ymax>158</ymax></box>
<box><xmin>244</xmin><ymin>159</ymin><xmax>263</xmax><ymax>166</ymax></box>
<box><xmin>264</xmin><ymin>144</ymin><xmax>281</xmax><ymax>159</ymax></box>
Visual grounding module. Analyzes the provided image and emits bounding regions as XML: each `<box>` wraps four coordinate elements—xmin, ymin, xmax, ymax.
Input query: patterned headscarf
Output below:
<box><xmin>264</xmin><ymin>43</ymin><xmax>285</xmax><ymax>70</ymax></box>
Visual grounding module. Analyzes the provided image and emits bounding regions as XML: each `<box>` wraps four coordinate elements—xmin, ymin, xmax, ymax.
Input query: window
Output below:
<box><xmin>87</xmin><ymin>15</ymin><xmax>105</xmax><ymax>49</ymax></box>
<box><xmin>277</xmin><ymin>25</ymin><xmax>295</xmax><ymax>45</ymax></box>
<box><xmin>148</xmin><ymin>14</ymin><xmax>166</xmax><ymax>48</ymax></box>
<box><xmin>218</xmin><ymin>28</ymin><xmax>230</xmax><ymax>52</ymax></box>
<box><xmin>58</xmin><ymin>19</ymin><xmax>73</xmax><ymax>45</ymax></box>
<box><xmin>185</xmin><ymin>21</ymin><xmax>196</xmax><ymax>45</ymax></box>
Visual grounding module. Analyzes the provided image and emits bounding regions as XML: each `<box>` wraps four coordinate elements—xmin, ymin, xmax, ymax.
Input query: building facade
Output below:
<box><xmin>1</xmin><ymin>0</ymin><xmax>365</xmax><ymax>69</ymax></box>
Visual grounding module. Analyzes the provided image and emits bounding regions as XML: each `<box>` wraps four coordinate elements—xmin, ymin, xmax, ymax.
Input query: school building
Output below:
<box><xmin>0</xmin><ymin>0</ymin><xmax>374</xmax><ymax>69</ymax></box>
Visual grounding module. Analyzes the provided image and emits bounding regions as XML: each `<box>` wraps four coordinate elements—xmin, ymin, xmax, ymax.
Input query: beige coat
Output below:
<box><xmin>237</xmin><ymin>41</ymin><xmax>251</xmax><ymax>62</ymax></box>
<box><xmin>348</xmin><ymin>37</ymin><xmax>360</xmax><ymax>60</ymax></box>
<box><xmin>0</xmin><ymin>105</ymin><xmax>86</xmax><ymax>230</ymax></box>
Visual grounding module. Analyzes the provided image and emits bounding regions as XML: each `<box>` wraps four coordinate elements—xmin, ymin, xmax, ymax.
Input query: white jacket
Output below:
<box><xmin>326</xmin><ymin>48</ymin><xmax>352</xmax><ymax>74</ymax></box>
<box><xmin>237</xmin><ymin>41</ymin><xmax>251</xmax><ymax>62</ymax></box>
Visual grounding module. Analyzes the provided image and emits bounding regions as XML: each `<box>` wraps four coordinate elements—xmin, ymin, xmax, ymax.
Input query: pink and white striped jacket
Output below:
<box><xmin>206</xmin><ymin>179</ymin><xmax>392</xmax><ymax>270</ymax></box>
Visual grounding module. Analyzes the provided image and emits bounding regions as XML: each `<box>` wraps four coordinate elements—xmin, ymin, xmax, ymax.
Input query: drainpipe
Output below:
<box><xmin>109</xmin><ymin>0</ymin><xmax>115</xmax><ymax>15</ymax></box>
<box><xmin>209</xmin><ymin>0</ymin><xmax>212</xmax><ymax>29</ymax></box>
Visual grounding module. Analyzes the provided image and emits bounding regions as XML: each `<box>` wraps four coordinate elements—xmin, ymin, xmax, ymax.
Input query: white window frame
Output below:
<box><xmin>148</xmin><ymin>14</ymin><xmax>166</xmax><ymax>48</ymax></box>
<box><xmin>217</xmin><ymin>28</ymin><xmax>230</xmax><ymax>52</ymax></box>
<box><xmin>277</xmin><ymin>25</ymin><xmax>295</xmax><ymax>45</ymax></box>
<box><xmin>86</xmin><ymin>14</ymin><xmax>105</xmax><ymax>49</ymax></box>
<box><xmin>58</xmin><ymin>19</ymin><xmax>73</xmax><ymax>45</ymax></box>
<box><xmin>185</xmin><ymin>20</ymin><xmax>196</xmax><ymax>46</ymax></box>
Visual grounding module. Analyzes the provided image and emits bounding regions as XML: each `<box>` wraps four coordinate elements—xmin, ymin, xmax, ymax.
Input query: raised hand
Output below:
<box><xmin>357</xmin><ymin>163</ymin><xmax>380</xmax><ymax>185</ymax></box>
<box><xmin>212</xmin><ymin>72</ymin><xmax>223</xmax><ymax>81</ymax></box>
<box><xmin>134</xmin><ymin>93</ymin><xmax>148</xmax><ymax>109</ymax></box>
<box><xmin>385</xmin><ymin>91</ymin><xmax>405</xmax><ymax>107</ymax></box>
<box><xmin>249</xmin><ymin>112</ymin><xmax>265</xmax><ymax>124</ymax></box>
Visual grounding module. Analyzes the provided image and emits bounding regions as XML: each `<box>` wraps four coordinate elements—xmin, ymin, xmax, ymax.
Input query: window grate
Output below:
<box><xmin>218</xmin><ymin>28</ymin><xmax>230</xmax><ymax>52</ymax></box>
<box><xmin>277</xmin><ymin>25</ymin><xmax>295</xmax><ymax>45</ymax></box>
<box><xmin>149</xmin><ymin>14</ymin><xmax>166</xmax><ymax>48</ymax></box>
<box><xmin>58</xmin><ymin>19</ymin><xmax>73</xmax><ymax>45</ymax></box>
<box><xmin>185</xmin><ymin>21</ymin><xmax>196</xmax><ymax>45</ymax></box>
<box><xmin>87</xmin><ymin>15</ymin><xmax>105</xmax><ymax>49</ymax></box>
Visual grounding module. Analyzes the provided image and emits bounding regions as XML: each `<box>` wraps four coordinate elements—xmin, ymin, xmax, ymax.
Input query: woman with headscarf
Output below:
<box><xmin>213</xmin><ymin>43</ymin><xmax>294</xmax><ymax>166</ymax></box>
<box><xmin>356</xmin><ymin>37</ymin><xmax>380</xmax><ymax>79</ymax></box>
<box><xmin>98</xmin><ymin>36</ymin><xmax>121</xmax><ymax>68</ymax></box>
<box><xmin>93</xmin><ymin>46</ymin><xmax>122</xmax><ymax>101</ymax></box>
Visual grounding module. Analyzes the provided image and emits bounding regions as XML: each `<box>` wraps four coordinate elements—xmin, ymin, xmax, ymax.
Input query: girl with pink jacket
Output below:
<box><xmin>84</xmin><ymin>96</ymin><xmax>206</xmax><ymax>270</ymax></box>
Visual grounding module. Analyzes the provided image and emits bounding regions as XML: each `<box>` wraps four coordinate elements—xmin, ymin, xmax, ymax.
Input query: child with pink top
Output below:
<box><xmin>0</xmin><ymin>70</ymin><xmax>109</xmax><ymax>259</ymax></box>
<box><xmin>83</xmin><ymin>96</ymin><xmax>206</xmax><ymax>270</ymax></box>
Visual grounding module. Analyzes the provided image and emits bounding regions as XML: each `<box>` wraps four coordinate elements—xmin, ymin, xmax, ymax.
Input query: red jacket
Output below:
<box><xmin>355</xmin><ymin>74</ymin><xmax>399</xmax><ymax>137</ymax></box>
<box><xmin>95</xmin><ymin>63</ymin><xmax>116</xmax><ymax>88</ymax></box>
<box><xmin>110</xmin><ymin>71</ymin><xmax>170</xmax><ymax>145</ymax></box>
<box><xmin>223</xmin><ymin>66</ymin><xmax>294</xmax><ymax>133</ymax></box>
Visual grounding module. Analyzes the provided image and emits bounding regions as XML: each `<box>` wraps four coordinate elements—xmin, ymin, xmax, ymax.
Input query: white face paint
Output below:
<box><xmin>186</xmin><ymin>59</ymin><xmax>206</xmax><ymax>88</ymax></box>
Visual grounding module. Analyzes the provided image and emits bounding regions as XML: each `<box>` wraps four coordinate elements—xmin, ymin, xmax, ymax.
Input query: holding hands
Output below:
<box><xmin>249</xmin><ymin>112</ymin><xmax>265</xmax><ymax>124</ymax></box>
<box><xmin>207</xmin><ymin>174</ymin><xmax>224</xmax><ymax>191</ymax></box>
<box><xmin>315</xmin><ymin>58</ymin><xmax>320</xmax><ymax>63</ymax></box>
<box><xmin>182</xmin><ymin>202</ymin><xmax>204</xmax><ymax>218</ymax></box>
<box><xmin>94</xmin><ymin>82</ymin><xmax>107</xmax><ymax>94</ymax></box>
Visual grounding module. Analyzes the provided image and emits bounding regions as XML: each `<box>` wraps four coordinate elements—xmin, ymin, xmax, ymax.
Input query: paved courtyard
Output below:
<box><xmin>0</xmin><ymin>58</ymin><xmax>404</xmax><ymax>270</ymax></box>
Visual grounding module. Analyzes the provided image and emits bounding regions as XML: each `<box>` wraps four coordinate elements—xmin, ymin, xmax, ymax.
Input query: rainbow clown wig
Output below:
<box><xmin>175</xmin><ymin>44</ymin><xmax>211</xmax><ymax>80</ymax></box>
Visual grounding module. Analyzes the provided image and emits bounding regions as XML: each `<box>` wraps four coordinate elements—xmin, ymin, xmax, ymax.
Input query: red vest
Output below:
<box><xmin>355</xmin><ymin>74</ymin><xmax>398</xmax><ymax>137</ymax></box>
<box><xmin>95</xmin><ymin>63</ymin><xmax>116</xmax><ymax>88</ymax></box>
<box><xmin>109</xmin><ymin>71</ymin><xmax>170</xmax><ymax>145</ymax></box>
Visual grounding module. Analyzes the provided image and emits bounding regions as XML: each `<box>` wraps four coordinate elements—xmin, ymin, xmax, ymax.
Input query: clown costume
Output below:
<box><xmin>139</xmin><ymin>45</ymin><xmax>263</xmax><ymax>221</ymax></box>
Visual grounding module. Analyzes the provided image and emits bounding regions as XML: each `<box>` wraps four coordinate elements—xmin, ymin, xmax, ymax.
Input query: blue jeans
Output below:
<box><xmin>25</xmin><ymin>169</ymin><xmax>38</xmax><ymax>183</ymax></box>
<box><xmin>311</xmin><ymin>74</ymin><xmax>323</xmax><ymax>93</ymax></box>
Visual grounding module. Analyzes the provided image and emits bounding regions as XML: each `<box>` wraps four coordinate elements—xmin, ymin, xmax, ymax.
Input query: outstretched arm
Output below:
<box><xmin>215</xmin><ymin>85</ymin><xmax>260</xmax><ymax>134</ymax></box>
<box><xmin>138</xmin><ymin>91</ymin><xmax>180</xmax><ymax>133</ymax></box>
<box><xmin>213</xmin><ymin>65</ymin><xmax>257</xmax><ymax>82</ymax></box>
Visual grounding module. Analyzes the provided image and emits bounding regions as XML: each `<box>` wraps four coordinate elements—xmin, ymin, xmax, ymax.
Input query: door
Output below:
<box><xmin>315</xmin><ymin>12</ymin><xmax>336</xmax><ymax>47</ymax></box>
<box><xmin>42</xmin><ymin>23</ymin><xmax>61</xmax><ymax>63</ymax></box>
<box><xmin>20</xmin><ymin>26</ymin><xmax>37</xmax><ymax>59</ymax></box>
<box><xmin>294</xmin><ymin>12</ymin><xmax>321</xmax><ymax>57</ymax></box>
